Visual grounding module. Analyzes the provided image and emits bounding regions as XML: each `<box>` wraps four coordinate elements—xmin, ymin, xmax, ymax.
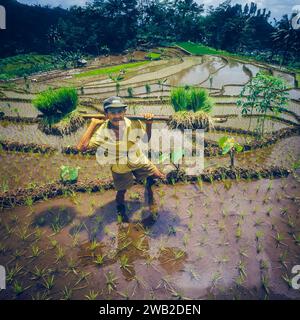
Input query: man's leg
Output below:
<box><xmin>145</xmin><ymin>176</ymin><xmax>155</xmax><ymax>205</ymax></box>
<box><xmin>116</xmin><ymin>189</ymin><xmax>126</xmax><ymax>206</ymax></box>
<box><xmin>112</xmin><ymin>171</ymin><xmax>134</xmax><ymax>223</ymax></box>
<box><xmin>116</xmin><ymin>189</ymin><xmax>128</xmax><ymax>222</ymax></box>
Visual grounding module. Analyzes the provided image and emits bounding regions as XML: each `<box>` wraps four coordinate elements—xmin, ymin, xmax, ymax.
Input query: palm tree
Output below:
<box><xmin>271</xmin><ymin>14</ymin><xmax>300</xmax><ymax>67</ymax></box>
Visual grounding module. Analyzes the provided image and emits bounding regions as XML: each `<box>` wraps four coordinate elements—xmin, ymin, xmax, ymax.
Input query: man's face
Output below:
<box><xmin>106</xmin><ymin>108</ymin><xmax>126</xmax><ymax>126</ymax></box>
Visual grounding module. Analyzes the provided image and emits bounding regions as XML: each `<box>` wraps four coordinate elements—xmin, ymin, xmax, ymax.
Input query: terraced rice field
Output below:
<box><xmin>0</xmin><ymin>47</ymin><xmax>299</xmax><ymax>300</ymax></box>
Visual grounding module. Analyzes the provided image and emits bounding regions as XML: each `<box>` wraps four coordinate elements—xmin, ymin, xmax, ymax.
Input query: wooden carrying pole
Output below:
<box><xmin>80</xmin><ymin>113</ymin><xmax>227</xmax><ymax>123</ymax></box>
<box><xmin>81</xmin><ymin>113</ymin><xmax>171</xmax><ymax>121</ymax></box>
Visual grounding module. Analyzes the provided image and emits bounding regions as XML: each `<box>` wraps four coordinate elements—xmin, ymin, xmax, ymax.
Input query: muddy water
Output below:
<box><xmin>0</xmin><ymin>122</ymin><xmax>89</xmax><ymax>148</ymax></box>
<box><xmin>202</xmin><ymin>60</ymin><xmax>250</xmax><ymax>89</ymax></box>
<box><xmin>168</xmin><ymin>56</ymin><xmax>225</xmax><ymax>86</ymax></box>
<box><xmin>288</xmin><ymin>89</ymin><xmax>300</xmax><ymax>101</ymax></box>
<box><xmin>273</xmin><ymin>70</ymin><xmax>295</xmax><ymax>87</ymax></box>
<box><xmin>0</xmin><ymin>101</ymin><xmax>41</xmax><ymax>118</ymax></box>
<box><xmin>0</xmin><ymin>174</ymin><xmax>299</xmax><ymax>300</ymax></box>
<box><xmin>219</xmin><ymin>117</ymin><xmax>292</xmax><ymax>132</ymax></box>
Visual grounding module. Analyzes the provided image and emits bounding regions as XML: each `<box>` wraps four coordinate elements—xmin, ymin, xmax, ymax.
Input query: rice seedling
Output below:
<box><xmin>278</xmin><ymin>251</ymin><xmax>288</xmax><ymax>270</ymax></box>
<box><xmin>261</xmin><ymin>274</ymin><xmax>270</xmax><ymax>296</ymax></box>
<box><xmin>211</xmin><ymin>272</ymin><xmax>222</xmax><ymax>289</ymax></box>
<box><xmin>0</xmin><ymin>242</ymin><xmax>8</xmax><ymax>255</ymax></box>
<box><xmin>187</xmin><ymin>221</ymin><xmax>193</xmax><ymax>231</ymax></box>
<box><xmin>131</xmin><ymin>275</ymin><xmax>149</xmax><ymax>297</ymax></box>
<box><xmin>64</xmin><ymin>258</ymin><xmax>78</xmax><ymax>275</ymax></box>
<box><xmin>172</xmin><ymin>248</ymin><xmax>185</xmax><ymax>262</ymax></box>
<box><xmin>61</xmin><ymin>286</ymin><xmax>73</xmax><ymax>300</ymax></box>
<box><xmin>186</xmin><ymin>268</ymin><xmax>200</xmax><ymax>281</ymax></box>
<box><xmin>89</xmin><ymin>239</ymin><xmax>101</xmax><ymax>252</ymax></box>
<box><xmin>237</xmin><ymin>260</ymin><xmax>247</xmax><ymax>280</ymax></box>
<box><xmin>273</xmin><ymin>232</ymin><xmax>287</xmax><ymax>247</ymax></box>
<box><xmin>280</xmin><ymin>208</ymin><xmax>288</xmax><ymax>216</ymax></box>
<box><xmin>105</xmin><ymin>270</ymin><xmax>118</xmax><ymax>294</ymax></box>
<box><xmin>6</xmin><ymin>263</ymin><xmax>23</xmax><ymax>284</ymax></box>
<box><xmin>48</xmin><ymin>237</ymin><xmax>58</xmax><ymax>249</ymax></box>
<box><xmin>257</xmin><ymin>242</ymin><xmax>264</xmax><ymax>254</ymax></box>
<box><xmin>55</xmin><ymin>245</ymin><xmax>65</xmax><ymax>262</ymax></box>
<box><xmin>215</xmin><ymin>255</ymin><xmax>229</xmax><ymax>265</ymax></box>
<box><xmin>74</xmin><ymin>271</ymin><xmax>91</xmax><ymax>287</ymax></box>
<box><xmin>12</xmin><ymin>280</ymin><xmax>30</xmax><ymax>296</ymax></box>
<box><xmin>218</xmin><ymin>220</ymin><xmax>226</xmax><ymax>232</ymax></box>
<box><xmin>94</xmin><ymin>254</ymin><xmax>106</xmax><ymax>267</ymax></box>
<box><xmin>18</xmin><ymin>226</ymin><xmax>33</xmax><ymax>241</ymax></box>
<box><xmin>43</xmin><ymin>275</ymin><xmax>55</xmax><ymax>291</ymax></box>
<box><xmin>29</xmin><ymin>244</ymin><xmax>43</xmax><ymax>258</ymax></box>
<box><xmin>281</xmin><ymin>274</ymin><xmax>293</xmax><ymax>289</ymax></box>
<box><xmin>183</xmin><ymin>234</ymin><xmax>189</xmax><ymax>247</ymax></box>
<box><xmin>239</xmin><ymin>248</ymin><xmax>248</xmax><ymax>258</ymax></box>
<box><xmin>235</xmin><ymin>275</ymin><xmax>246</xmax><ymax>286</ymax></box>
<box><xmin>292</xmin><ymin>233</ymin><xmax>300</xmax><ymax>245</ymax></box>
<box><xmin>235</xmin><ymin>226</ymin><xmax>242</xmax><ymax>240</ymax></box>
<box><xmin>287</xmin><ymin>215</ymin><xmax>295</xmax><ymax>229</ymax></box>
<box><xmin>255</xmin><ymin>230</ymin><xmax>264</xmax><ymax>241</ymax></box>
<box><xmin>254</xmin><ymin>218</ymin><xmax>263</xmax><ymax>227</ymax></box>
<box><xmin>260</xmin><ymin>259</ymin><xmax>269</xmax><ymax>270</ymax></box>
<box><xmin>267</xmin><ymin>181</ymin><xmax>273</xmax><ymax>192</ymax></box>
<box><xmin>266</xmin><ymin>207</ymin><xmax>273</xmax><ymax>216</ymax></box>
<box><xmin>119</xmin><ymin>255</ymin><xmax>133</xmax><ymax>274</ymax></box>
<box><xmin>9</xmin><ymin>249</ymin><xmax>23</xmax><ymax>263</ymax></box>
<box><xmin>30</xmin><ymin>266</ymin><xmax>48</xmax><ymax>280</ymax></box>
<box><xmin>85</xmin><ymin>290</ymin><xmax>99</xmax><ymax>300</ymax></box>
<box><xmin>34</xmin><ymin>227</ymin><xmax>43</xmax><ymax>241</ymax></box>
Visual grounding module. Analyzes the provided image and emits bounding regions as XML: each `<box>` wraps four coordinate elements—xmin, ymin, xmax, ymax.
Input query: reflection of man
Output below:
<box><xmin>77</xmin><ymin>96</ymin><xmax>165</xmax><ymax>222</ymax></box>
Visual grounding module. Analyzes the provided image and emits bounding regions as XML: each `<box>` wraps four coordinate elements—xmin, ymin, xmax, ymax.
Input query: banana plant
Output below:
<box><xmin>159</xmin><ymin>149</ymin><xmax>184</xmax><ymax>172</ymax></box>
<box><xmin>218</xmin><ymin>136</ymin><xmax>243</xmax><ymax>168</ymax></box>
<box><xmin>60</xmin><ymin>165</ymin><xmax>80</xmax><ymax>184</ymax></box>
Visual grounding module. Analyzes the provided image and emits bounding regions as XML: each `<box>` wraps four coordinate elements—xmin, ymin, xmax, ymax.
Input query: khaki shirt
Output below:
<box><xmin>88</xmin><ymin>117</ymin><xmax>151</xmax><ymax>173</ymax></box>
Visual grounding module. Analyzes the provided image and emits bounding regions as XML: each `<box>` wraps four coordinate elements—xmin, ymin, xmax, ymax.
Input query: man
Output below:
<box><xmin>77</xmin><ymin>96</ymin><xmax>165</xmax><ymax>222</ymax></box>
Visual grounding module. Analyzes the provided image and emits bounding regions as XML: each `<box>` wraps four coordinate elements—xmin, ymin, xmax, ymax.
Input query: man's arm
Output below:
<box><xmin>76</xmin><ymin>118</ymin><xmax>104</xmax><ymax>151</ymax></box>
<box><xmin>142</xmin><ymin>113</ymin><xmax>154</xmax><ymax>143</ymax></box>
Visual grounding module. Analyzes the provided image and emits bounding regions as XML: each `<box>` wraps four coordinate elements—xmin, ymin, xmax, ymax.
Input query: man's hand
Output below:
<box><xmin>153</xmin><ymin>168</ymin><xmax>166</xmax><ymax>180</ymax></box>
<box><xmin>91</xmin><ymin>118</ymin><xmax>104</xmax><ymax>126</ymax></box>
<box><xmin>143</xmin><ymin>113</ymin><xmax>154</xmax><ymax>124</ymax></box>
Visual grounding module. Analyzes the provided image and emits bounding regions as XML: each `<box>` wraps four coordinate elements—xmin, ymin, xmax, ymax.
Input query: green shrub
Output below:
<box><xmin>33</xmin><ymin>87</ymin><xmax>78</xmax><ymax>115</ymax></box>
<box><xmin>170</xmin><ymin>87</ymin><xmax>189</xmax><ymax>112</ymax></box>
<box><xmin>170</xmin><ymin>87</ymin><xmax>213</xmax><ymax>113</ymax></box>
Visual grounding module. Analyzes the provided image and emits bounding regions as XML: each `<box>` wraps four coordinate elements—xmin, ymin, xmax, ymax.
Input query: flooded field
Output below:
<box><xmin>0</xmin><ymin>175</ymin><xmax>299</xmax><ymax>300</ymax></box>
<box><xmin>0</xmin><ymin>46</ymin><xmax>299</xmax><ymax>300</ymax></box>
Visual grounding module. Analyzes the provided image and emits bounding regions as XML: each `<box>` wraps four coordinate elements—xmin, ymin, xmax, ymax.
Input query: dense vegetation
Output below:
<box><xmin>1</xmin><ymin>0</ymin><xmax>299</xmax><ymax>70</ymax></box>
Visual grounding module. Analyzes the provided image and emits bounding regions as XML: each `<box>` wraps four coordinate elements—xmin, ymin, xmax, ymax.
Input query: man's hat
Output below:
<box><xmin>103</xmin><ymin>96</ymin><xmax>127</xmax><ymax>111</ymax></box>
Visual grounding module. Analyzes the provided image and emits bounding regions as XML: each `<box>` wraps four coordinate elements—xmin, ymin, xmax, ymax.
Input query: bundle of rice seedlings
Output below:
<box><xmin>170</xmin><ymin>87</ymin><xmax>213</xmax><ymax>113</ymax></box>
<box><xmin>39</xmin><ymin>110</ymin><xmax>85</xmax><ymax>136</ymax></box>
<box><xmin>170</xmin><ymin>87</ymin><xmax>190</xmax><ymax>112</ymax></box>
<box><xmin>189</xmin><ymin>87</ymin><xmax>213</xmax><ymax>113</ymax></box>
<box><xmin>167</xmin><ymin>111</ymin><xmax>214</xmax><ymax>131</ymax></box>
